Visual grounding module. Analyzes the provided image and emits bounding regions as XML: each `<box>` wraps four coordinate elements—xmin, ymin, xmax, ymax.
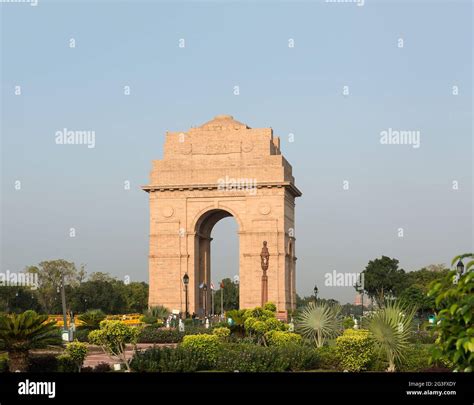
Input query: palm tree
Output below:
<box><xmin>141</xmin><ymin>305</ymin><xmax>170</xmax><ymax>324</ymax></box>
<box><xmin>367</xmin><ymin>301</ymin><xmax>416</xmax><ymax>372</ymax></box>
<box><xmin>0</xmin><ymin>310</ymin><xmax>62</xmax><ymax>372</ymax></box>
<box><xmin>296</xmin><ymin>302</ymin><xmax>342</xmax><ymax>347</ymax></box>
<box><xmin>77</xmin><ymin>309</ymin><xmax>106</xmax><ymax>330</ymax></box>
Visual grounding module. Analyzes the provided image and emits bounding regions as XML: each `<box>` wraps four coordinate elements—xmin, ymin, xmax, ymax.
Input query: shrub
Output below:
<box><xmin>336</xmin><ymin>329</ymin><xmax>376</xmax><ymax>372</ymax></box>
<box><xmin>343</xmin><ymin>317</ymin><xmax>355</xmax><ymax>329</ymax></box>
<box><xmin>88</xmin><ymin>320</ymin><xmax>140</xmax><ymax>372</ymax></box>
<box><xmin>74</xmin><ymin>328</ymin><xmax>90</xmax><ymax>342</ymax></box>
<box><xmin>180</xmin><ymin>334</ymin><xmax>220</xmax><ymax>369</ymax></box>
<box><xmin>397</xmin><ymin>344</ymin><xmax>432</xmax><ymax>372</ymax></box>
<box><xmin>138</xmin><ymin>327</ymin><xmax>183</xmax><ymax>343</ymax></box>
<box><xmin>212</xmin><ymin>327</ymin><xmax>230</xmax><ymax>340</ymax></box>
<box><xmin>264</xmin><ymin>302</ymin><xmax>277</xmax><ymax>313</ymax></box>
<box><xmin>140</xmin><ymin>306</ymin><xmax>170</xmax><ymax>325</ymax></box>
<box><xmin>215</xmin><ymin>344</ymin><xmax>288</xmax><ymax>372</ymax></box>
<box><xmin>93</xmin><ymin>362</ymin><xmax>112</xmax><ymax>372</ymax></box>
<box><xmin>315</xmin><ymin>345</ymin><xmax>340</xmax><ymax>370</ymax></box>
<box><xmin>409</xmin><ymin>330</ymin><xmax>437</xmax><ymax>345</ymax></box>
<box><xmin>62</xmin><ymin>341</ymin><xmax>88</xmax><ymax>372</ymax></box>
<box><xmin>57</xmin><ymin>353</ymin><xmax>78</xmax><ymax>372</ymax></box>
<box><xmin>137</xmin><ymin>325</ymin><xmax>212</xmax><ymax>344</ymax></box>
<box><xmin>265</xmin><ymin>330</ymin><xmax>302</xmax><ymax>347</ymax></box>
<box><xmin>77</xmin><ymin>309</ymin><xmax>106</xmax><ymax>330</ymax></box>
<box><xmin>278</xmin><ymin>344</ymin><xmax>320</xmax><ymax>371</ymax></box>
<box><xmin>28</xmin><ymin>354</ymin><xmax>59</xmax><ymax>372</ymax></box>
<box><xmin>0</xmin><ymin>353</ymin><xmax>8</xmax><ymax>372</ymax></box>
<box><xmin>428</xmin><ymin>262</ymin><xmax>473</xmax><ymax>372</ymax></box>
<box><xmin>131</xmin><ymin>346</ymin><xmax>204</xmax><ymax>372</ymax></box>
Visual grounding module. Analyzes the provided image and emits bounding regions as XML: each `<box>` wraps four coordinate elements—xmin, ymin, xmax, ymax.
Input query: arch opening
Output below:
<box><xmin>193</xmin><ymin>209</ymin><xmax>239</xmax><ymax>317</ymax></box>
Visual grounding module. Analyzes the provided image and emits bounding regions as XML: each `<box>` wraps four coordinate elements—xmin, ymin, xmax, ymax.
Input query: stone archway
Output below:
<box><xmin>142</xmin><ymin>115</ymin><xmax>302</xmax><ymax>318</ymax></box>
<box><xmin>194</xmin><ymin>208</ymin><xmax>238</xmax><ymax>317</ymax></box>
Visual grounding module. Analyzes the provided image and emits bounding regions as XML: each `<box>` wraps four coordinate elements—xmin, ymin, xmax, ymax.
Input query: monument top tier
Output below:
<box><xmin>143</xmin><ymin>114</ymin><xmax>301</xmax><ymax>197</ymax></box>
<box><xmin>197</xmin><ymin>114</ymin><xmax>249</xmax><ymax>131</ymax></box>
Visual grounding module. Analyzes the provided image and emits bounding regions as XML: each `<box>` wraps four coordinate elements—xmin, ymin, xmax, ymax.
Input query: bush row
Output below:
<box><xmin>137</xmin><ymin>325</ymin><xmax>213</xmax><ymax>344</ymax></box>
<box><xmin>131</xmin><ymin>343</ymin><xmax>321</xmax><ymax>372</ymax></box>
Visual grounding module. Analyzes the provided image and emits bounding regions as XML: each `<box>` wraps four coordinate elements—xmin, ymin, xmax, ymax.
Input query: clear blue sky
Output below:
<box><xmin>1</xmin><ymin>0</ymin><xmax>472</xmax><ymax>304</ymax></box>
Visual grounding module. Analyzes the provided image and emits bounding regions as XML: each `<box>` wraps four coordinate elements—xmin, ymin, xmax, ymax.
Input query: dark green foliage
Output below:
<box><xmin>131</xmin><ymin>347</ymin><xmax>204</xmax><ymax>372</ymax></box>
<box><xmin>93</xmin><ymin>362</ymin><xmax>112</xmax><ymax>372</ymax></box>
<box><xmin>137</xmin><ymin>325</ymin><xmax>213</xmax><ymax>343</ymax></box>
<box><xmin>359</xmin><ymin>256</ymin><xmax>408</xmax><ymax>307</ymax></box>
<box><xmin>0</xmin><ymin>354</ymin><xmax>9</xmax><ymax>372</ymax></box>
<box><xmin>315</xmin><ymin>345</ymin><xmax>340</xmax><ymax>370</ymax></box>
<box><xmin>74</xmin><ymin>328</ymin><xmax>90</xmax><ymax>342</ymax></box>
<box><xmin>28</xmin><ymin>354</ymin><xmax>59</xmax><ymax>372</ymax></box>
<box><xmin>213</xmin><ymin>278</ymin><xmax>239</xmax><ymax>314</ymax></box>
<box><xmin>0</xmin><ymin>287</ymin><xmax>42</xmax><ymax>314</ymax></box>
<box><xmin>428</xmin><ymin>268</ymin><xmax>474</xmax><ymax>372</ymax></box>
<box><xmin>77</xmin><ymin>309</ymin><xmax>106</xmax><ymax>331</ymax></box>
<box><xmin>57</xmin><ymin>354</ymin><xmax>78</xmax><ymax>372</ymax></box>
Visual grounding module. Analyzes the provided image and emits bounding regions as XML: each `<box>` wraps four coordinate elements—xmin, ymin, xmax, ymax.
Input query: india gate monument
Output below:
<box><xmin>142</xmin><ymin>115</ymin><xmax>302</xmax><ymax>318</ymax></box>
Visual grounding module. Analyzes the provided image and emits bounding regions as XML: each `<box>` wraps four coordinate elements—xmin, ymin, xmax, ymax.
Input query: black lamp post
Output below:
<box><xmin>313</xmin><ymin>285</ymin><xmax>318</xmax><ymax>304</ymax></box>
<box><xmin>183</xmin><ymin>273</ymin><xmax>189</xmax><ymax>318</ymax></box>
<box><xmin>457</xmin><ymin>260</ymin><xmax>465</xmax><ymax>277</ymax></box>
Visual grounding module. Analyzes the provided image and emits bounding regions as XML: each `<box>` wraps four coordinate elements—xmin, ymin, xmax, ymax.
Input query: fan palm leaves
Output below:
<box><xmin>0</xmin><ymin>310</ymin><xmax>62</xmax><ymax>372</ymax></box>
<box><xmin>77</xmin><ymin>309</ymin><xmax>106</xmax><ymax>330</ymax></box>
<box><xmin>367</xmin><ymin>301</ymin><xmax>416</xmax><ymax>372</ymax></box>
<box><xmin>296</xmin><ymin>302</ymin><xmax>342</xmax><ymax>347</ymax></box>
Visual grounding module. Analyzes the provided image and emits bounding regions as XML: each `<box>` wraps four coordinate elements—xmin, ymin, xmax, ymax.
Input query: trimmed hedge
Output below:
<box><xmin>138</xmin><ymin>325</ymin><xmax>213</xmax><ymax>344</ymax></box>
<box><xmin>131</xmin><ymin>346</ymin><xmax>205</xmax><ymax>372</ymax></box>
<box><xmin>264</xmin><ymin>330</ymin><xmax>302</xmax><ymax>347</ymax></box>
<box><xmin>131</xmin><ymin>342</ymin><xmax>320</xmax><ymax>372</ymax></box>
<box><xmin>181</xmin><ymin>334</ymin><xmax>221</xmax><ymax>368</ymax></box>
<box><xmin>336</xmin><ymin>329</ymin><xmax>376</xmax><ymax>372</ymax></box>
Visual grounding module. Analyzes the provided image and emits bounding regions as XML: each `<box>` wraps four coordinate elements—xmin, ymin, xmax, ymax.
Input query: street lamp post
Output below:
<box><xmin>60</xmin><ymin>272</ymin><xmax>68</xmax><ymax>334</ymax></box>
<box><xmin>183</xmin><ymin>273</ymin><xmax>189</xmax><ymax>318</ymax></box>
<box><xmin>457</xmin><ymin>260</ymin><xmax>465</xmax><ymax>276</ymax></box>
<box><xmin>313</xmin><ymin>285</ymin><xmax>318</xmax><ymax>304</ymax></box>
<box><xmin>203</xmin><ymin>283</ymin><xmax>208</xmax><ymax>317</ymax></box>
<box><xmin>220</xmin><ymin>280</ymin><xmax>224</xmax><ymax>316</ymax></box>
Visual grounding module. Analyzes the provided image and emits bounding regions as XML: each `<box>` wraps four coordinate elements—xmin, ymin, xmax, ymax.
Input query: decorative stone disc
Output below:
<box><xmin>162</xmin><ymin>206</ymin><xmax>174</xmax><ymax>218</ymax></box>
<box><xmin>242</xmin><ymin>140</ymin><xmax>254</xmax><ymax>153</ymax></box>
<box><xmin>259</xmin><ymin>203</ymin><xmax>271</xmax><ymax>215</ymax></box>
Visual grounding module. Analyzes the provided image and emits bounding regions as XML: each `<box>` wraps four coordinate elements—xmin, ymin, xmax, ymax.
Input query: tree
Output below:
<box><xmin>296</xmin><ymin>302</ymin><xmax>342</xmax><ymax>347</ymax></box>
<box><xmin>68</xmin><ymin>280</ymin><xmax>127</xmax><ymax>314</ymax></box>
<box><xmin>367</xmin><ymin>301</ymin><xmax>416</xmax><ymax>372</ymax></box>
<box><xmin>398</xmin><ymin>285</ymin><xmax>434</xmax><ymax>315</ymax></box>
<box><xmin>213</xmin><ymin>278</ymin><xmax>239</xmax><ymax>313</ymax></box>
<box><xmin>122</xmin><ymin>282</ymin><xmax>148</xmax><ymax>313</ymax></box>
<box><xmin>0</xmin><ymin>310</ymin><xmax>62</xmax><ymax>372</ymax></box>
<box><xmin>428</xmin><ymin>253</ymin><xmax>473</xmax><ymax>372</ymax></box>
<box><xmin>359</xmin><ymin>256</ymin><xmax>407</xmax><ymax>307</ymax></box>
<box><xmin>0</xmin><ymin>287</ymin><xmax>42</xmax><ymax>314</ymax></box>
<box><xmin>26</xmin><ymin>260</ymin><xmax>84</xmax><ymax>314</ymax></box>
<box><xmin>88</xmin><ymin>320</ymin><xmax>140</xmax><ymax>372</ymax></box>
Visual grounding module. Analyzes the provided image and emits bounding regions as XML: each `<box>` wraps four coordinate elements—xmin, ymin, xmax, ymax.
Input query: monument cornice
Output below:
<box><xmin>142</xmin><ymin>181</ymin><xmax>302</xmax><ymax>197</ymax></box>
